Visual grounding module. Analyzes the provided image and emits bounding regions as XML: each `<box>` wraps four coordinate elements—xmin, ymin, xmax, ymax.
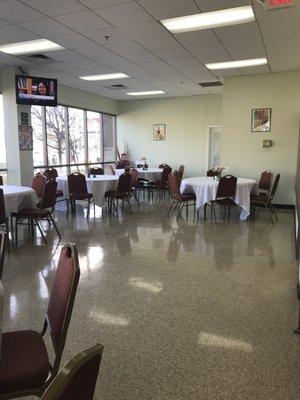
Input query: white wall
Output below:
<box><xmin>222</xmin><ymin>71</ymin><xmax>300</xmax><ymax>205</ymax></box>
<box><xmin>58</xmin><ymin>84</ymin><xmax>118</xmax><ymax>115</ymax></box>
<box><xmin>117</xmin><ymin>95</ymin><xmax>222</xmax><ymax>177</ymax></box>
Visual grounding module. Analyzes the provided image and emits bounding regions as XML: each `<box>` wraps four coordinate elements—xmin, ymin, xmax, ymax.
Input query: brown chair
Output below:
<box><xmin>14</xmin><ymin>179</ymin><xmax>61</xmax><ymax>245</ymax></box>
<box><xmin>41</xmin><ymin>344</ymin><xmax>103</xmax><ymax>400</ymax></box>
<box><xmin>89</xmin><ymin>167</ymin><xmax>104</xmax><ymax>176</ymax></box>
<box><xmin>0</xmin><ymin>176</ymin><xmax>3</xmax><ymax>185</ymax></box>
<box><xmin>159</xmin><ymin>163</ymin><xmax>170</xmax><ymax>169</ymax></box>
<box><xmin>0</xmin><ymin>243</ymin><xmax>80</xmax><ymax>399</ymax></box>
<box><xmin>257</xmin><ymin>171</ymin><xmax>273</xmax><ymax>195</ymax></box>
<box><xmin>44</xmin><ymin>168</ymin><xmax>58</xmax><ymax>180</ymax></box>
<box><xmin>31</xmin><ymin>173</ymin><xmax>47</xmax><ymax>200</ymax></box>
<box><xmin>0</xmin><ymin>189</ymin><xmax>9</xmax><ymax>243</ymax></box>
<box><xmin>178</xmin><ymin>165</ymin><xmax>185</xmax><ymax>180</ymax></box>
<box><xmin>207</xmin><ymin>169</ymin><xmax>218</xmax><ymax>177</ymax></box>
<box><xmin>129</xmin><ymin>169</ymin><xmax>140</xmax><ymax>206</ymax></box>
<box><xmin>0</xmin><ymin>231</ymin><xmax>7</xmax><ymax>280</ymax></box>
<box><xmin>67</xmin><ymin>173</ymin><xmax>93</xmax><ymax>218</ymax></box>
<box><xmin>167</xmin><ymin>172</ymin><xmax>196</xmax><ymax>220</ymax></box>
<box><xmin>251</xmin><ymin>173</ymin><xmax>280</xmax><ymax>221</ymax></box>
<box><xmin>150</xmin><ymin>166</ymin><xmax>172</xmax><ymax>200</ymax></box>
<box><xmin>105</xmin><ymin>172</ymin><xmax>132</xmax><ymax>214</ymax></box>
<box><xmin>205</xmin><ymin>175</ymin><xmax>238</xmax><ymax>223</ymax></box>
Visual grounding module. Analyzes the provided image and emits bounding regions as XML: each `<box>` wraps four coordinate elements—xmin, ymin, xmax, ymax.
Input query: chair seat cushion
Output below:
<box><xmin>0</xmin><ymin>330</ymin><xmax>51</xmax><ymax>393</ymax></box>
<box><xmin>250</xmin><ymin>194</ymin><xmax>268</xmax><ymax>203</ymax></box>
<box><xmin>173</xmin><ymin>194</ymin><xmax>196</xmax><ymax>201</ymax></box>
<box><xmin>17</xmin><ymin>208</ymin><xmax>50</xmax><ymax>218</ymax></box>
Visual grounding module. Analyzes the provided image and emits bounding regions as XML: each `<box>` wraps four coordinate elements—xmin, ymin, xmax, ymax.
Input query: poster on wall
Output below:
<box><xmin>18</xmin><ymin>124</ymin><xmax>33</xmax><ymax>150</ymax></box>
<box><xmin>153</xmin><ymin>124</ymin><xmax>166</xmax><ymax>141</ymax></box>
<box><xmin>251</xmin><ymin>108</ymin><xmax>271</xmax><ymax>132</ymax></box>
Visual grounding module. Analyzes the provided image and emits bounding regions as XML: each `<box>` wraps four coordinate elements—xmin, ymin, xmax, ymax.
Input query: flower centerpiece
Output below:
<box><xmin>141</xmin><ymin>157</ymin><xmax>148</xmax><ymax>170</ymax></box>
<box><xmin>213</xmin><ymin>166</ymin><xmax>226</xmax><ymax>180</ymax></box>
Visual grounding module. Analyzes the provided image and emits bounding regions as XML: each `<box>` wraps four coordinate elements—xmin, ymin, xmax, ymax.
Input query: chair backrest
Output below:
<box><xmin>216</xmin><ymin>175</ymin><xmax>237</xmax><ymax>198</ymax></box>
<box><xmin>41</xmin><ymin>344</ymin><xmax>103</xmax><ymax>400</ymax></box>
<box><xmin>159</xmin><ymin>163</ymin><xmax>170</xmax><ymax>169</ymax></box>
<box><xmin>116</xmin><ymin>173</ymin><xmax>132</xmax><ymax>194</ymax></box>
<box><xmin>207</xmin><ymin>169</ymin><xmax>218</xmax><ymax>177</ymax></box>
<box><xmin>178</xmin><ymin>165</ymin><xmax>185</xmax><ymax>180</ymax></box>
<box><xmin>258</xmin><ymin>171</ymin><xmax>273</xmax><ymax>193</ymax></box>
<box><xmin>0</xmin><ymin>231</ymin><xmax>7</xmax><ymax>280</ymax></box>
<box><xmin>129</xmin><ymin>169</ymin><xmax>139</xmax><ymax>188</ymax></box>
<box><xmin>168</xmin><ymin>172</ymin><xmax>181</xmax><ymax>196</ymax></box>
<box><xmin>270</xmin><ymin>174</ymin><xmax>280</xmax><ymax>199</ymax></box>
<box><xmin>161</xmin><ymin>166</ymin><xmax>172</xmax><ymax>185</ymax></box>
<box><xmin>68</xmin><ymin>173</ymin><xmax>88</xmax><ymax>196</ymax></box>
<box><xmin>40</xmin><ymin>179</ymin><xmax>58</xmax><ymax>210</ymax></box>
<box><xmin>31</xmin><ymin>173</ymin><xmax>46</xmax><ymax>198</ymax></box>
<box><xmin>0</xmin><ymin>189</ymin><xmax>6</xmax><ymax>224</ymax></box>
<box><xmin>89</xmin><ymin>167</ymin><xmax>104</xmax><ymax>176</ymax></box>
<box><xmin>0</xmin><ymin>176</ymin><xmax>3</xmax><ymax>185</ymax></box>
<box><xmin>45</xmin><ymin>243</ymin><xmax>80</xmax><ymax>374</ymax></box>
<box><xmin>44</xmin><ymin>168</ymin><xmax>58</xmax><ymax>181</ymax></box>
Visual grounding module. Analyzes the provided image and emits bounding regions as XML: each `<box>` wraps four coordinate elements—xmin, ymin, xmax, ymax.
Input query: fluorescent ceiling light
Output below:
<box><xmin>80</xmin><ymin>73</ymin><xmax>129</xmax><ymax>81</ymax></box>
<box><xmin>161</xmin><ymin>5</ymin><xmax>255</xmax><ymax>33</ymax></box>
<box><xmin>0</xmin><ymin>39</ymin><xmax>64</xmax><ymax>55</ymax></box>
<box><xmin>127</xmin><ymin>90</ymin><xmax>165</xmax><ymax>96</ymax></box>
<box><xmin>206</xmin><ymin>58</ymin><xmax>268</xmax><ymax>70</ymax></box>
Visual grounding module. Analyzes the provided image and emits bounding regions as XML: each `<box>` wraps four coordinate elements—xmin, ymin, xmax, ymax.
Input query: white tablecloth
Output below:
<box><xmin>180</xmin><ymin>177</ymin><xmax>257</xmax><ymax>220</ymax></box>
<box><xmin>56</xmin><ymin>175</ymin><xmax>119</xmax><ymax>207</ymax></box>
<box><xmin>115</xmin><ymin>168</ymin><xmax>163</xmax><ymax>182</ymax></box>
<box><xmin>1</xmin><ymin>185</ymin><xmax>38</xmax><ymax>214</ymax></box>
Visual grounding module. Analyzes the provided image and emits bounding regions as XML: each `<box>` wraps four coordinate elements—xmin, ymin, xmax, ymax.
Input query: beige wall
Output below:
<box><xmin>222</xmin><ymin>71</ymin><xmax>300</xmax><ymax>205</ymax></box>
<box><xmin>117</xmin><ymin>95</ymin><xmax>222</xmax><ymax>177</ymax></box>
<box><xmin>58</xmin><ymin>84</ymin><xmax>119</xmax><ymax>115</ymax></box>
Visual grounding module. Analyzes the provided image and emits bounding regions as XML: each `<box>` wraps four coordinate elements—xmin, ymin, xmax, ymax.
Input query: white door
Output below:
<box><xmin>207</xmin><ymin>126</ymin><xmax>222</xmax><ymax>170</ymax></box>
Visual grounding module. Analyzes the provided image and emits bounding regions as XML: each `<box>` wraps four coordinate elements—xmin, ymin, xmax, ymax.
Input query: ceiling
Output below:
<box><xmin>0</xmin><ymin>0</ymin><xmax>299</xmax><ymax>99</ymax></box>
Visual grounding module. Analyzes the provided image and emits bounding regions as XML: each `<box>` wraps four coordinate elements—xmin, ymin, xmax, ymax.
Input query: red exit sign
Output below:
<box><xmin>266</xmin><ymin>0</ymin><xmax>295</xmax><ymax>9</ymax></box>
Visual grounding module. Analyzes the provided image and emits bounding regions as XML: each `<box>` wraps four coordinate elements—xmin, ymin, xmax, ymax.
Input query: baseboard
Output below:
<box><xmin>273</xmin><ymin>204</ymin><xmax>295</xmax><ymax>210</ymax></box>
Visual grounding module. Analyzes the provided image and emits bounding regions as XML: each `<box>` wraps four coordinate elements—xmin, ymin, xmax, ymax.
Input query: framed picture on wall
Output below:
<box><xmin>153</xmin><ymin>124</ymin><xmax>166</xmax><ymax>141</ymax></box>
<box><xmin>18</xmin><ymin>124</ymin><xmax>33</xmax><ymax>150</ymax></box>
<box><xmin>251</xmin><ymin>108</ymin><xmax>271</xmax><ymax>132</ymax></box>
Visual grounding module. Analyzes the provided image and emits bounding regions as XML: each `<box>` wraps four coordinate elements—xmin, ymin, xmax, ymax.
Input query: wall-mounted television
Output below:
<box><xmin>15</xmin><ymin>75</ymin><xmax>57</xmax><ymax>106</ymax></box>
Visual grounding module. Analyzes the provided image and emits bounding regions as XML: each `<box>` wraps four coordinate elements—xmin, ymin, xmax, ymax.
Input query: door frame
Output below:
<box><xmin>206</xmin><ymin>125</ymin><xmax>222</xmax><ymax>171</ymax></box>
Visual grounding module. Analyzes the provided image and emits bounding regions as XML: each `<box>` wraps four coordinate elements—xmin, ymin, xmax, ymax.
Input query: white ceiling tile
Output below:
<box><xmin>95</xmin><ymin>2</ymin><xmax>153</xmax><ymax>27</ymax></box>
<box><xmin>83</xmin><ymin>27</ymin><xmax>131</xmax><ymax>44</ymax></box>
<box><xmin>213</xmin><ymin>68</ymin><xmax>241</xmax><ymax>77</ymax></box>
<box><xmin>21</xmin><ymin>0</ymin><xmax>87</xmax><ymax>17</ymax></box>
<box><xmin>195</xmin><ymin>0</ymin><xmax>250</xmax><ymax>12</ymax></box>
<box><xmin>253</xmin><ymin>2</ymin><xmax>300</xmax><ymax>22</ymax></box>
<box><xmin>120</xmin><ymin>21</ymin><xmax>171</xmax><ymax>41</ymax></box>
<box><xmin>0</xmin><ymin>19</ymin><xmax>10</xmax><ymax>28</ymax></box>
<box><xmin>20</xmin><ymin>18</ymin><xmax>75</xmax><ymax>37</ymax></box>
<box><xmin>78</xmin><ymin>0</ymin><xmax>131</xmax><ymax>9</ymax></box>
<box><xmin>136</xmin><ymin>0</ymin><xmax>199</xmax><ymax>20</ymax></box>
<box><xmin>124</xmin><ymin>51</ymin><xmax>160</xmax><ymax>63</ymax></box>
<box><xmin>0</xmin><ymin>52</ymin><xmax>31</xmax><ymax>65</ymax></box>
<box><xmin>215</xmin><ymin>23</ymin><xmax>266</xmax><ymax>59</ymax></box>
<box><xmin>176</xmin><ymin>30</ymin><xmax>231</xmax><ymax>64</ymax></box>
<box><xmin>0</xmin><ymin>0</ymin><xmax>45</xmax><ymax>23</ymax></box>
<box><xmin>103</xmin><ymin>40</ymin><xmax>146</xmax><ymax>55</ymax></box>
<box><xmin>0</xmin><ymin>24</ymin><xmax>39</xmax><ymax>42</ymax></box>
<box><xmin>48</xmin><ymin>33</ymin><xmax>97</xmax><ymax>49</ymax></box>
<box><xmin>54</xmin><ymin>10</ymin><xmax>111</xmax><ymax>31</ymax></box>
<box><xmin>241</xmin><ymin>65</ymin><xmax>270</xmax><ymax>75</ymax></box>
<box><xmin>260</xmin><ymin>16</ymin><xmax>300</xmax><ymax>37</ymax></box>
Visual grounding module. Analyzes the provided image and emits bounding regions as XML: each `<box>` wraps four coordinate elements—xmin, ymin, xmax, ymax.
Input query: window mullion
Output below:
<box><xmin>64</xmin><ymin>106</ymin><xmax>70</xmax><ymax>174</ymax></box>
<box><xmin>42</xmin><ymin>106</ymin><xmax>47</xmax><ymax>166</ymax></box>
<box><xmin>83</xmin><ymin>110</ymin><xmax>88</xmax><ymax>173</ymax></box>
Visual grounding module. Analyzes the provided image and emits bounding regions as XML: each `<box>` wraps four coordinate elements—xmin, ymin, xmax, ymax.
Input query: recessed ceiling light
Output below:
<box><xmin>0</xmin><ymin>39</ymin><xmax>64</xmax><ymax>55</ymax></box>
<box><xmin>205</xmin><ymin>58</ymin><xmax>268</xmax><ymax>70</ymax></box>
<box><xmin>161</xmin><ymin>5</ymin><xmax>255</xmax><ymax>33</ymax></box>
<box><xmin>80</xmin><ymin>73</ymin><xmax>129</xmax><ymax>81</ymax></box>
<box><xmin>126</xmin><ymin>90</ymin><xmax>165</xmax><ymax>96</ymax></box>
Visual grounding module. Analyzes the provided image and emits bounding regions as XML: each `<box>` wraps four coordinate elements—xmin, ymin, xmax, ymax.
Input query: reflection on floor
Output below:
<box><xmin>2</xmin><ymin>202</ymin><xmax>300</xmax><ymax>400</ymax></box>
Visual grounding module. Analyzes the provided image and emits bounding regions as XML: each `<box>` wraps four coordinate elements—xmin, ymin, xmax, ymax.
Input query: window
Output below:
<box><xmin>31</xmin><ymin>105</ymin><xmax>116</xmax><ymax>174</ymax></box>
<box><xmin>0</xmin><ymin>95</ymin><xmax>6</xmax><ymax>170</ymax></box>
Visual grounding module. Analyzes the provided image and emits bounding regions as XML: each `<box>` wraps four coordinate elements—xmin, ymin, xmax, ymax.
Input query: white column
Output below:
<box><xmin>0</xmin><ymin>66</ymin><xmax>33</xmax><ymax>186</ymax></box>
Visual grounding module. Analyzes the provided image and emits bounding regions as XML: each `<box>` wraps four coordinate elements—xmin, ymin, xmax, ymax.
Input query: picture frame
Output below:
<box><xmin>251</xmin><ymin>108</ymin><xmax>271</xmax><ymax>132</ymax></box>
<box><xmin>18</xmin><ymin>124</ymin><xmax>33</xmax><ymax>150</ymax></box>
<box><xmin>153</xmin><ymin>124</ymin><xmax>166</xmax><ymax>141</ymax></box>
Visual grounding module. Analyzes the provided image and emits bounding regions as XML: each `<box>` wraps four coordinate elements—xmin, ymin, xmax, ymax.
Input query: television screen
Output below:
<box><xmin>15</xmin><ymin>75</ymin><xmax>57</xmax><ymax>106</ymax></box>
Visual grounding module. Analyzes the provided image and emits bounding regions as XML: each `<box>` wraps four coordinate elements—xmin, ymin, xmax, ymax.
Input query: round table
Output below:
<box><xmin>180</xmin><ymin>177</ymin><xmax>257</xmax><ymax>220</ymax></box>
<box><xmin>56</xmin><ymin>175</ymin><xmax>119</xmax><ymax>207</ymax></box>
<box><xmin>1</xmin><ymin>185</ymin><xmax>38</xmax><ymax>215</ymax></box>
<box><xmin>115</xmin><ymin>168</ymin><xmax>163</xmax><ymax>181</ymax></box>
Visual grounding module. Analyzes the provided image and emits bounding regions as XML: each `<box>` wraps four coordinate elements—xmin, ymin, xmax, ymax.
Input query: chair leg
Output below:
<box><xmin>35</xmin><ymin>219</ymin><xmax>47</xmax><ymax>244</ymax></box>
<box><xmin>5</xmin><ymin>218</ymin><xmax>10</xmax><ymax>253</ymax></box>
<box><xmin>49</xmin><ymin>215</ymin><xmax>61</xmax><ymax>240</ymax></box>
<box><xmin>15</xmin><ymin>216</ymin><xmax>18</xmax><ymax>246</ymax></box>
<box><xmin>167</xmin><ymin>199</ymin><xmax>175</xmax><ymax>216</ymax></box>
<box><xmin>66</xmin><ymin>198</ymin><xmax>69</xmax><ymax>217</ymax></box>
<box><xmin>212</xmin><ymin>204</ymin><xmax>217</xmax><ymax>224</ymax></box>
<box><xmin>176</xmin><ymin>203</ymin><xmax>184</xmax><ymax>221</ymax></box>
<box><xmin>133</xmin><ymin>191</ymin><xmax>140</xmax><ymax>206</ymax></box>
<box><xmin>127</xmin><ymin>197</ymin><xmax>132</xmax><ymax>214</ymax></box>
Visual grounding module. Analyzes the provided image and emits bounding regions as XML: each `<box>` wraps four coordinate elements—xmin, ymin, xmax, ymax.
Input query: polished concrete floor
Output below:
<box><xmin>2</xmin><ymin>200</ymin><xmax>300</xmax><ymax>399</ymax></box>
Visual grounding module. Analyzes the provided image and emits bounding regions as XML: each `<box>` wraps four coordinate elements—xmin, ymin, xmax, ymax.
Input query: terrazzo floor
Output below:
<box><xmin>1</xmin><ymin>200</ymin><xmax>299</xmax><ymax>400</ymax></box>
